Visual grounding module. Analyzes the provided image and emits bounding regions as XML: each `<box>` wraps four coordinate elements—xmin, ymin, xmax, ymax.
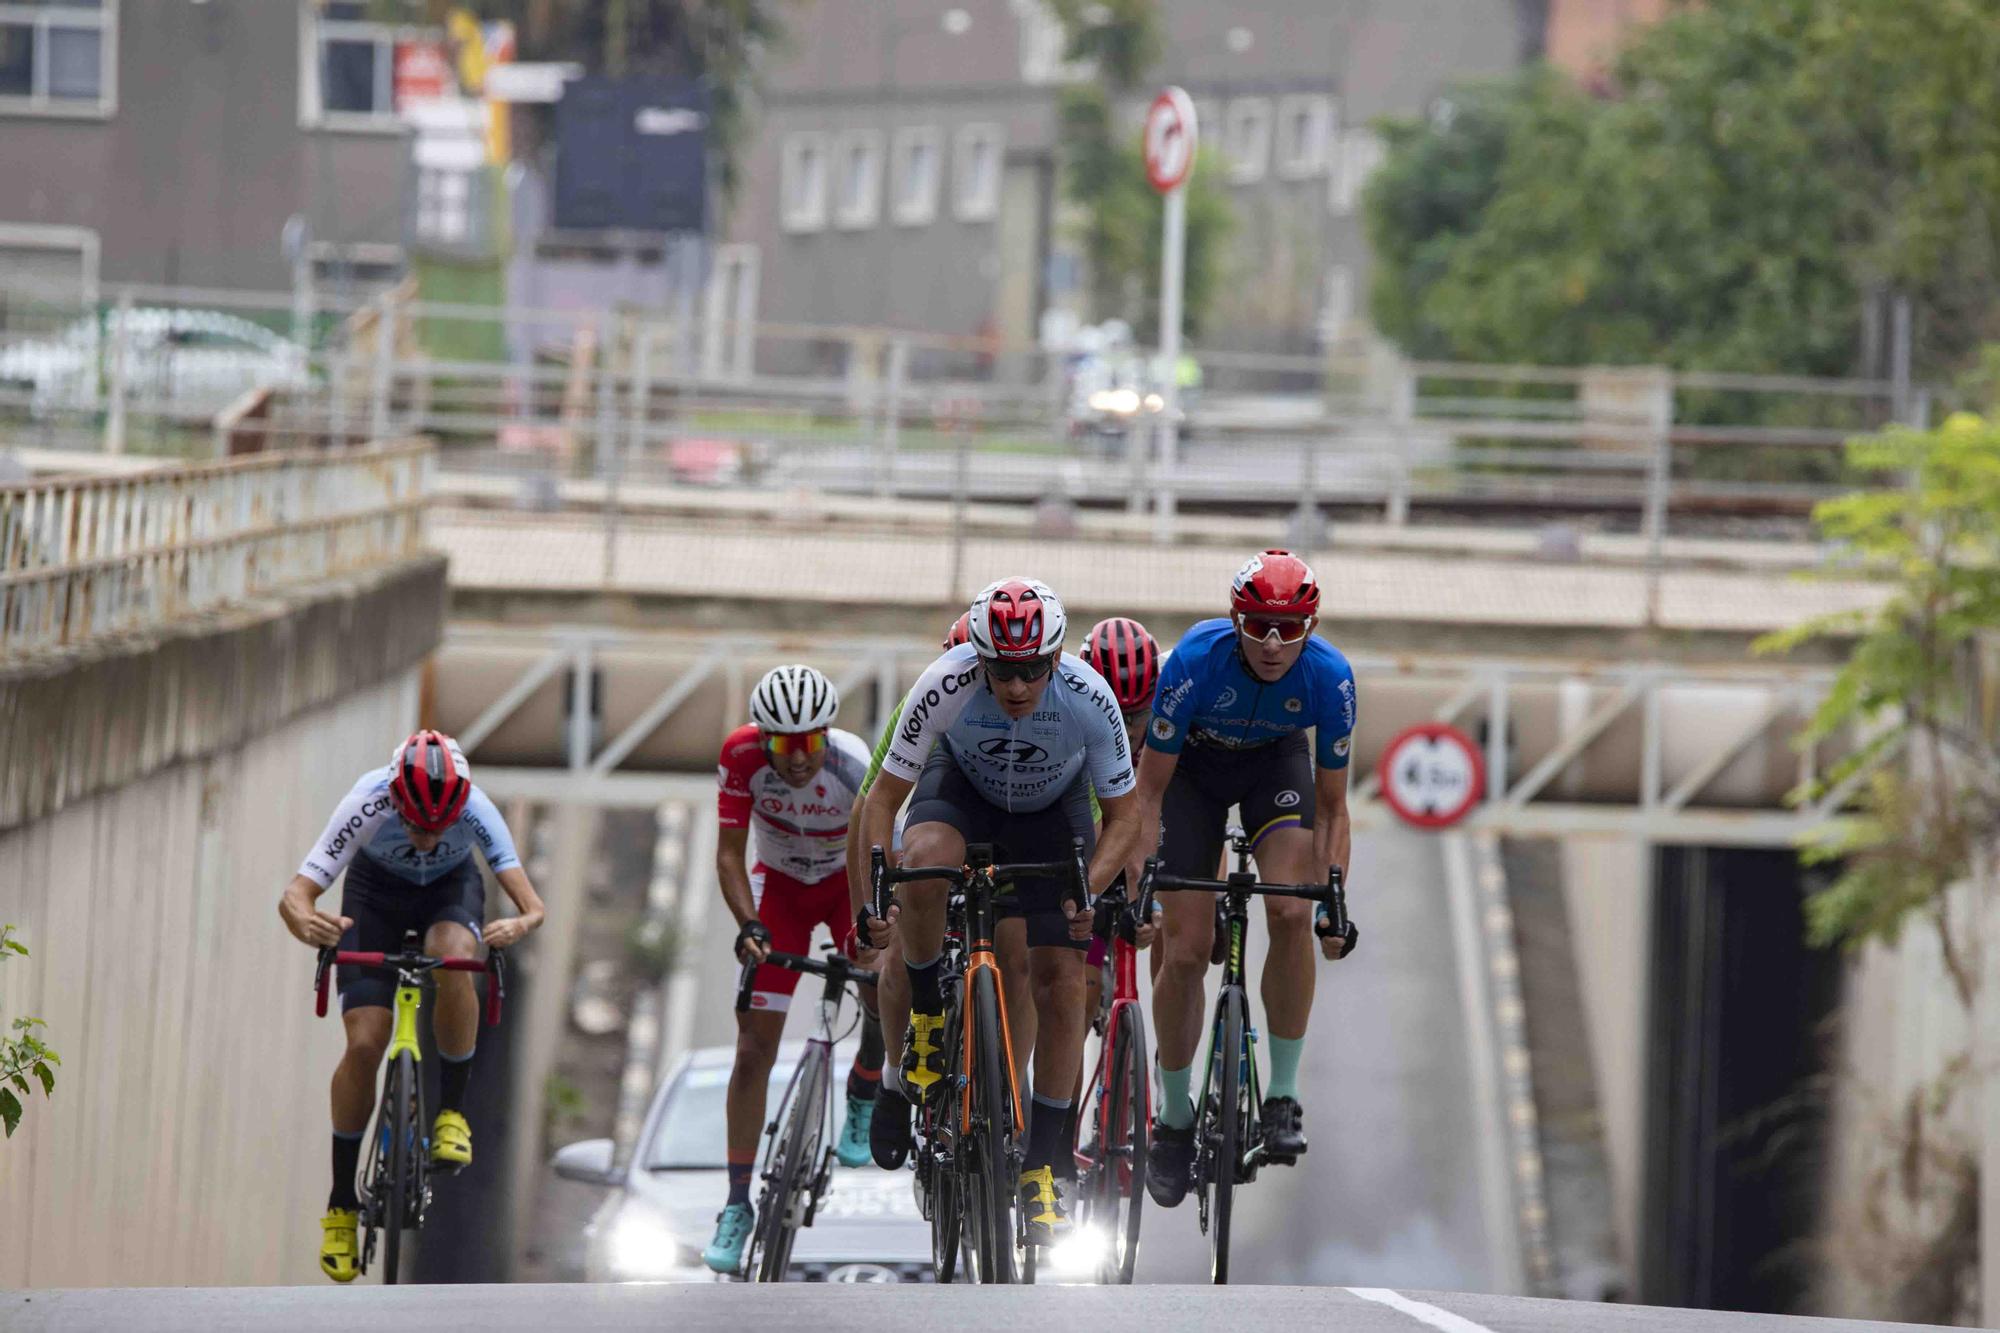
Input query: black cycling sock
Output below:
<box><xmin>905</xmin><ymin>954</ymin><xmax>943</xmax><ymax>1013</ymax></box>
<box><xmin>1026</xmin><ymin>1093</ymin><xmax>1071</xmax><ymax>1174</ymax></box>
<box><xmin>847</xmin><ymin>1062</ymin><xmax>882</xmax><ymax>1103</ymax></box>
<box><xmin>438</xmin><ymin>1049</ymin><xmax>474</xmax><ymax>1114</ymax></box>
<box><xmin>330</xmin><ymin>1131</ymin><xmax>363</xmax><ymax>1211</ymax></box>
<box><xmin>726</xmin><ymin>1154</ymin><xmax>755</xmax><ymax>1207</ymax></box>
<box><xmin>1058</xmin><ymin>1102</ymin><xmax>1081</xmax><ymax>1179</ymax></box>
<box><xmin>853</xmin><ymin>1005</ymin><xmax>886</xmax><ymax>1086</ymax></box>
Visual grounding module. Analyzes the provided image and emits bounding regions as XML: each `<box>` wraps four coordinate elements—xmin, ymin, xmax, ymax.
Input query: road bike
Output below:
<box><xmin>312</xmin><ymin>932</ymin><xmax>506</xmax><ymax>1285</ymax></box>
<box><xmin>871</xmin><ymin>839</ymin><xmax>1090</xmax><ymax>1284</ymax></box>
<box><xmin>731</xmin><ymin>943</ymin><xmax>879</xmax><ymax>1282</ymax></box>
<box><xmin>1070</xmin><ymin>873</ymin><xmax>1156</xmax><ymax>1284</ymax></box>
<box><xmin>1139</xmin><ymin>829</ymin><xmax>1350</xmax><ymax>1283</ymax></box>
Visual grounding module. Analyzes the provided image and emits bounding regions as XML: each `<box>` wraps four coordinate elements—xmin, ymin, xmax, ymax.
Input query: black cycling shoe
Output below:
<box><xmin>1146</xmin><ymin>1118</ymin><xmax>1195</xmax><ymax>1207</ymax></box>
<box><xmin>871</xmin><ymin>1083</ymin><xmax>913</xmax><ymax>1170</ymax></box>
<box><xmin>1260</xmin><ymin>1096</ymin><xmax>1307</xmax><ymax>1160</ymax></box>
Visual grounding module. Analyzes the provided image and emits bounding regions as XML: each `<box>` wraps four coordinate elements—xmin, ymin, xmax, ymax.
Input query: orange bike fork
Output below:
<box><xmin>961</xmin><ymin>947</ymin><xmax>1025</xmax><ymax>1136</ymax></box>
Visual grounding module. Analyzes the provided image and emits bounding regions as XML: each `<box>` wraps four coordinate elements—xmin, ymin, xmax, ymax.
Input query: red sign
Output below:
<box><xmin>1144</xmin><ymin>87</ymin><xmax>1197</xmax><ymax>193</ymax></box>
<box><xmin>394</xmin><ymin>41</ymin><xmax>454</xmax><ymax>111</ymax></box>
<box><xmin>1378</xmin><ymin>723</ymin><xmax>1486</xmax><ymax>830</ymax></box>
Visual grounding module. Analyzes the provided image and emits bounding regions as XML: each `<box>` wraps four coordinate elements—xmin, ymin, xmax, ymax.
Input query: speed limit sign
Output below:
<box><xmin>1144</xmin><ymin>87</ymin><xmax>1197</xmax><ymax>193</ymax></box>
<box><xmin>1378</xmin><ymin>724</ymin><xmax>1486</xmax><ymax>830</ymax></box>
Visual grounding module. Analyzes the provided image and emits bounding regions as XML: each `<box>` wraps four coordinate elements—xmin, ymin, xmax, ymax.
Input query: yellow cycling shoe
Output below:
<box><xmin>320</xmin><ymin>1207</ymin><xmax>361</xmax><ymax>1283</ymax></box>
<box><xmin>1017</xmin><ymin>1165</ymin><xmax>1073</xmax><ymax>1245</ymax></box>
<box><xmin>900</xmin><ymin>1011</ymin><xmax>948</xmax><ymax>1099</ymax></box>
<box><xmin>431</xmin><ymin>1109</ymin><xmax>472</xmax><ymax>1169</ymax></box>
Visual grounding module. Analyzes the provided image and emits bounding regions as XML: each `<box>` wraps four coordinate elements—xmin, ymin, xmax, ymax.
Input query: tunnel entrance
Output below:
<box><xmin>1642</xmin><ymin>845</ymin><xmax>1841</xmax><ymax>1313</ymax></box>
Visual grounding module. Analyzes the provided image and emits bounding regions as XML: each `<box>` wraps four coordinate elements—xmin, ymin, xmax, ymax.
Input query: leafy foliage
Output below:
<box><xmin>0</xmin><ymin>925</ymin><xmax>59</xmax><ymax>1139</ymax></box>
<box><xmin>1366</xmin><ymin>0</ymin><xmax>2000</xmax><ymax>380</ymax></box>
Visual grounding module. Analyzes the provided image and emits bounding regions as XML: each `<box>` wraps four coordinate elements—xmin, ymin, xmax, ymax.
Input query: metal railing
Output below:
<box><xmin>0</xmin><ymin>283</ymin><xmax>1938</xmax><ymax>541</ymax></box>
<box><xmin>0</xmin><ymin>440</ymin><xmax>431</xmax><ymax>655</ymax></box>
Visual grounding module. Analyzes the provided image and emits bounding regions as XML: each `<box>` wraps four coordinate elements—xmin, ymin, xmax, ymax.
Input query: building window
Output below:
<box><xmin>302</xmin><ymin>1</ymin><xmax>436</xmax><ymax>131</ymax></box>
<box><xmin>832</xmin><ymin>129</ymin><xmax>883</xmax><ymax>230</ymax></box>
<box><xmin>780</xmin><ymin>131</ymin><xmax>829</xmax><ymax>232</ymax></box>
<box><xmin>1223</xmin><ymin>99</ymin><xmax>1271</xmax><ymax>185</ymax></box>
<box><xmin>953</xmin><ymin>123</ymin><xmax>1005</xmax><ymax>222</ymax></box>
<box><xmin>0</xmin><ymin>223</ymin><xmax>99</xmax><ymax>309</ymax></box>
<box><xmin>891</xmin><ymin>126</ymin><xmax>942</xmax><ymax>226</ymax></box>
<box><xmin>1330</xmin><ymin>128</ymin><xmax>1385</xmax><ymax>215</ymax></box>
<box><xmin>415</xmin><ymin>166</ymin><xmax>473</xmax><ymax>244</ymax></box>
<box><xmin>0</xmin><ymin>0</ymin><xmax>116</xmax><ymax>117</ymax></box>
<box><xmin>1276</xmin><ymin>95</ymin><xmax>1334</xmax><ymax>179</ymax></box>
<box><xmin>1012</xmin><ymin>0</ymin><xmax>1085</xmax><ymax>85</ymax></box>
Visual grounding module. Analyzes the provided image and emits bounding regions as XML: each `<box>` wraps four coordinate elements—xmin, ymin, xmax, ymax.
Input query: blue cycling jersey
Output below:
<box><xmin>1145</xmin><ymin>618</ymin><xmax>1357</xmax><ymax>768</ymax></box>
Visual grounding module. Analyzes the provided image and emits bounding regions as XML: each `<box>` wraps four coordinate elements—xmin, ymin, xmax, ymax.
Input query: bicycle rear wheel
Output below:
<box><xmin>1095</xmin><ymin>1003</ymin><xmax>1149</xmax><ymax>1285</ymax></box>
<box><xmin>382</xmin><ymin>1050</ymin><xmax>415</xmax><ymax>1285</ymax></box>
<box><xmin>1210</xmin><ymin>988</ymin><xmax>1247</xmax><ymax>1285</ymax></box>
<box><xmin>965</xmin><ymin>967</ymin><xmax>1017</xmax><ymax>1283</ymax></box>
<box><xmin>748</xmin><ymin>1053</ymin><xmax>826</xmax><ymax>1282</ymax></box>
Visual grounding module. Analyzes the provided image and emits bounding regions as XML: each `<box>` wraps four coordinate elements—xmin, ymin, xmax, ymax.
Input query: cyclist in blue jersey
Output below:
<box><xmin>1129</xmin><ymin>550</ymin><xmax>1357</xmax><ymax>1208</ymax></box>
<box><xmin>277</xmin><ymin>729</ymin><xmax>546</xmax><ymax>1282</ymax></box>
<box><xmin>853</xmin><ymin>577</ymin><xmax>1142</xmax><ymax>1242</ymax></box>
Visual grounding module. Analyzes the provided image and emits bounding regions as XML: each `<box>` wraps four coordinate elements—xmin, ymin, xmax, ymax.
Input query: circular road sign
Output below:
<box><xmin>1144</xmin><ymin>86</ymin><xmax>1197</xmax><ymax>193</ymax></box>
<box><xmin>1379</xmin><ymin>723</ymin><xmax>1486</xmax><ymax>830</ymax></box>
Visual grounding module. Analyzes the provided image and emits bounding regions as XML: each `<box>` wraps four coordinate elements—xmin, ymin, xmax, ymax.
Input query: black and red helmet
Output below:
<box><xmin>969</xmin><ymin>577</ymin><xmax>1067</xmax><ymax>662</ymax></box>
<box><xmin>390</xmin><ymin>729</ymin><xmax>472</xmax><ymax>834</ymax></box>
<box><xmin>1080</xmin><ymin>617</ymin><xmax>1161</xmax><ymax>712</ymax></box>
<box><xmin>1229</xmin><ymin>549</ymin><xmax>1320</xmax><ymax>619</ymax></box>
<box><xmin>943</xmin><ymin>611</ymin><xmax>973</xmax><ymax>651</ymax></box>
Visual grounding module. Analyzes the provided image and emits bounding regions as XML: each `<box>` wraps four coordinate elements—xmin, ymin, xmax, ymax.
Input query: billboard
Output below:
<box><xmin>554</xmin><ymin>77</ymin><xmax>709</xmax><ymax>234</ymax></box>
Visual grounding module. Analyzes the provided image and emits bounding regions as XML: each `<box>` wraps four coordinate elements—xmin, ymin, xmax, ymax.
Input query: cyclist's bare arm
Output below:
<box><xmin>1314</xmin><ymin>764</ymin><xmax>1353</xmax><ymax>960</ymax></box>
<box><xmin>1093</xmin><ymin>788</ymin><xmax>1143</xmax><ymax>896</ymax></box>
<box><xmin>1128</xmin><ymin>743</ymin><xmax>1181</xmax><ymax>889</ymax></box>
<box><xmin>484</xmin><ymin>866</ymin><xmax>547</xmax><ymax>950</ymax></box>
<box><xmin>852</xmin><ymin>771</ymin><xmax>915</xmax><ymax>945</ymax></box>
<box><xmin>278</xmin><ymin>875</ymin><xmax>351</xmax><ymax>948</ymax></box>
<box><xmin>717</xmin><ymin>825</ymin><xmax>759</xmax><ymax>929</ymax></box>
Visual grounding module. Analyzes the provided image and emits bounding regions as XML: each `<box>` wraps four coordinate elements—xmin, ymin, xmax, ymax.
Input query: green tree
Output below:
<box><xmin>0</xmin><ymin>925</ymin><xmax>59</xmax><ymax>1139</ymax></box>
<box><xmin>1366</xmin><ymin>0</ymin><xmax>2000</xmax><ymax>381</ymax></box>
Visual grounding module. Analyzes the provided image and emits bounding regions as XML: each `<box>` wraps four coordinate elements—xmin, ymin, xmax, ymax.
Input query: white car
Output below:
<box><xmin>0</xmin><ymin>307</ymin><xmax>313</xmax><ymax>416</ymax></box>
<box><xmin>554</xmin><ymin>1041</ymin><xmax>934</xmax><ymax>1283</ymax></box>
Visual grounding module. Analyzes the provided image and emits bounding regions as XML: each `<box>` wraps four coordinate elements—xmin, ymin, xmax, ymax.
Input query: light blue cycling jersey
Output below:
<box><xmin>880</xmin><ymin>644</ymin><xmax>1135</xmax><ymax>813</ymax></box>
<box><xmin>1147</xmin><ymin>617</ymin><xmax>1357</xmax><ymax>768</ymax></box>
<box><xmin>298</xmin><ymin>766</ymin><xmax>522</xmax><ymax>889</ymax></box>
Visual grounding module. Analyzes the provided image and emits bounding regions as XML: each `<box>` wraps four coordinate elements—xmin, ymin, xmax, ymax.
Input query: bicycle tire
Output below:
<box><xmin>968</xmin><ymin>966</ymin><xmax>1017</xmax><ymax>1283</ymax></box>
<box><xmin>749</xmin><ymin>1052</ymin><xmax>825</xmax><ymax>1282</ymax></box>
<box><xmin>1211</xmin><ymin>988</ymin><xmax>1247</xmax><ymax>1285</ymax></box>
<box><xmin>383</xmin><ymin>1049</ymin><xmax>414</xmax><ymax>1285</ymax></box>
<box><xmin>1099</xmin><ymin>1003</ymin><xmax>1149</xmax><ymax>1285</ymax></box>
<box><xmin>928</xmin><ymin>987</ymin><xmax>966</xmax><ymax>1283</ymax></box>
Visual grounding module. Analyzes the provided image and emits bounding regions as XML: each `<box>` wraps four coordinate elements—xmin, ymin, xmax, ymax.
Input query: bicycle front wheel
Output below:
<box><xmin>1210</xmin><ymin>988</ymin><xmax>1247</xmax><ymax>1285</ymax></box>
<box><xmin>1096</xmin><ymin>1002</ymin><xmax>1149</xmax><ymax>1284</ymax></box>
<box><xmin>383</xmin><ymin>1049</ymin><xmax>415</xmax><ymax>1285</ymax></box>
<box><xmin>749</xmin><ymin>1052</ymin><xmax>826</xmax><ymax>1282</ymax></box>
<box><xmin>966</xmin><ymin>966</ymin><xmax>1018</xmax><ymax>1283</ymax></box>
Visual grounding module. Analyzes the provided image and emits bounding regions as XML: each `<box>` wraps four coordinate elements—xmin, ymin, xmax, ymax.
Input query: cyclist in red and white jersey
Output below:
<box><xmin>704</xmin><ymin>665</ymin><xmax>881</xmax><ymax>1274</ymax></box>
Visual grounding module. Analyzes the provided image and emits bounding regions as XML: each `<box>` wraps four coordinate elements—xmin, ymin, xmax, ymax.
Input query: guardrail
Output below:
<box><xmin>0</xmin><ymin>283</ymin><xmax>1936</xmax><ymax>540</ymax></box>
<box><xmin>0</xmin><ymin>440</ymin><xmax>431</xmax><ymax>655</ymax></box>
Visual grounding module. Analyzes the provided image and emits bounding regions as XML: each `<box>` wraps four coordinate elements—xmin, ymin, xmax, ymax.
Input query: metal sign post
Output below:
<box><xmin>1144</xmin><ymin>87</ymin><xmax>1196</xmax><ymax>545</ymax></box>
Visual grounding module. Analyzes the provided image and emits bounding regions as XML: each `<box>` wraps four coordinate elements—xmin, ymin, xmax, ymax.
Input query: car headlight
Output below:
<box><xmin>602</xmin><ymin>1205</ymin><xmax>703</xmax><ymax>1280</ymax></box>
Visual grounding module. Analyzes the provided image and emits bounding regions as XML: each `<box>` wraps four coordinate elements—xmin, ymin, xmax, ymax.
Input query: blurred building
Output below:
<box><xmin>726</xmin><ymin>0</ymin><xmax>1540</xmax><ymax>356</ymax></box>
<box><xmin>1544</xmin><ymin>0</ymin><xmax>1669</xmax><ymax>86</ymax></box>
<box><xmin>0</xmin><ymin>2</ymin><xmax>420</xmax><ymax>309</ymax></box>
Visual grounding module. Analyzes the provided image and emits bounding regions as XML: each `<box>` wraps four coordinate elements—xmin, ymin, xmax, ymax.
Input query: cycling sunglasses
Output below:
<box><xmin>762</xmin><ymin>728</ymin><xmax>828</xmax><ymax>758</ymax></box>
<box><xmin>1236</xmin><ymin>612</ymin><xmax>1315</xmax><ymax>645</ymax></box>
<box><xmin>982</xmin><ymin>654</ymin><xmax>1056</xmax><ymax>683</ymax></box>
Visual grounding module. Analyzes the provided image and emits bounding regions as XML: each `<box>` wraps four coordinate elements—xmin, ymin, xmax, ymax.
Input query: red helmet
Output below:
<box><xmin>390</xmin><ymin>729</ymin><xmax>472</xmax><ymax>833</ymax></box>
<box><xmin>1229</xmin><ymin>549</ymin><xmax>1320</xmax><ymax>619</ymax></box>
<box><xmin>1081</xmin><ymin>617</ymin><xmax>1160</xmax><ymax>712</ymax></box>
<box><xmin>942</xmin><ymin>611</ymin><xmax>973</xmax><ymax>651</ymax></box>
<box><xmin>969</xmin><ymin>577</ymin><xmax>1067</xmax><ymax>661</ymax></box>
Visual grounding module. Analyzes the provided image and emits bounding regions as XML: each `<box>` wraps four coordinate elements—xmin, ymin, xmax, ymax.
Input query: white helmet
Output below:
<box><xmin>750</xmin><ymin>664</ymin><xmax>839</xmax><ymax>732</ymax></box>
<box><xmin>968</xmin><ymin>577</ymin><xmax>1067</xmax><ymax>661</ymax></box>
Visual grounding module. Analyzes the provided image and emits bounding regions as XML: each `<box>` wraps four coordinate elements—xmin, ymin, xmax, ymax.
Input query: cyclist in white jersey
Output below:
<box><xmin>852</xmin><ymin>577</ymin><xmax>1141</xmax><ymax>1242</ymax></box>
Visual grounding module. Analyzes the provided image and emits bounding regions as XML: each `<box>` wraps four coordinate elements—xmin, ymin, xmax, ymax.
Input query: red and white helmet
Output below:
<box><xmin>942</xmin><ymin>611</ymin><xmax>973</xmax><ymax>651</ymax></box>
<box><xmin>1081</xmin><ymin>617</ymin><xmax>1161</xmax><ymax>712</ymax></box>
<box><xmin>390</xmin><ymin>729</ymin><xmax>472</xmax><ymax>833</ymax></box>
<box><xmin>1229</xmin><ymin>549</ymin><xmax>1320</xmax><ymax>619</ymax></box>
<box><xmin>969</xmin><ymin>577</ymin><xmax>1067</xmax><ymax>661</ymax></box>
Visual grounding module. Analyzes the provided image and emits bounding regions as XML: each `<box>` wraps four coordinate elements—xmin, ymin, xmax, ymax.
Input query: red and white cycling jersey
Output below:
<box><xmin>716</xmin><ymin>723</ymin><xmax>870</xmax><ymax>884</ymax></box>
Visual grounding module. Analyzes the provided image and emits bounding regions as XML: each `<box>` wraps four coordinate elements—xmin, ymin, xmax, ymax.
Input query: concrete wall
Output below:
<box><xmin>0</xmin><ymin>670</ymin><xmax>418</xmax><ymax>1286</ymax></box>
<box><xmin>1559</xmin><ymin>838</ymin><xmax>1651</xmax><ymax>1279</ymax></box>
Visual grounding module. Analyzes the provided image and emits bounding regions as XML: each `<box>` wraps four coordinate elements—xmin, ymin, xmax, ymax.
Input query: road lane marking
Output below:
<box><xmin>1347</xmin><ymin>1288</ymin><xmax>1500</xmax><ymax>1333</ymax></box>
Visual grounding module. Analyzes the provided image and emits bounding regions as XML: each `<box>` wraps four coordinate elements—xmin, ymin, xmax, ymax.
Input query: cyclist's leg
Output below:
<box><xmin>1246</xmin><ymin>733</ymin><xmax>1317</xmax><ymax>1154</ymax></box>
<box><xmin>1150</xmin><ymin>754</ymin><xmax>1230</xmax><ymax>1087</ymax></box>
<box><xmin>897</xmin><ymin>749</ymin><xmax>983</xmax><ymax>1094</ymax></box>
<box><xmin>995</xmin><ymin>915</ymin><xmax>1035</xmax><ymax>1077</ymax></box>
<box><xmin>323</xmin><ymin>862</ymin><xmax>404</xmax><ymax>1279</ymax></box>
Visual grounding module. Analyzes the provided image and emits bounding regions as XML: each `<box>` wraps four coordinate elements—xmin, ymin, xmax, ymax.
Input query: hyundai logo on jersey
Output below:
<box><xmin>978</xmin><ymin>738</ymin><xmax>1051</xmax><ymax>763</ymax></box>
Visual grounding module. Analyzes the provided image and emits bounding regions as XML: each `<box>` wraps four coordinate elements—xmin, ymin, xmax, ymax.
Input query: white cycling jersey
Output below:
<box><xmin>880</xmin><ymin>644</ymin><xmax>1135</xmax><ymax>813</ymax></box>
<box><xmin>299</xmin><ymin>766</ymin><xmax>521</xmax><ymax>889</ymax></box>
